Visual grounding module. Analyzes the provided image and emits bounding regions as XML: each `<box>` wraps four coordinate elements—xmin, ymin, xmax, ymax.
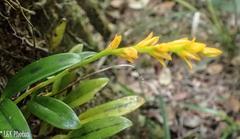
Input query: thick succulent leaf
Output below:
<box><xmin>64</xmin><ymin>78</ymin><xmax>109</xmax><ymax>108</ymax></box>
<box><xmin>79</xmin><ymin>96</ymin><xmax>145</xmax><ymax>124</ymax></box>
<box><xmin>27</xmin><ymin>96</ymin><xmax>81</xmax><ymax>129</ymax></box>
<box><xmin>0</xmin><ymin>99</ymin><xmax>32</xmax><ymax>139</ymax></box>
<box><xmin>3</xmin><ymin>52</ymin><xmax>95</xmax><ymax>98</ymax></box>
<box><xmin>69</xmin><ymin>116</ymin><xmax>132</xmax><ymax>139</ymax></box>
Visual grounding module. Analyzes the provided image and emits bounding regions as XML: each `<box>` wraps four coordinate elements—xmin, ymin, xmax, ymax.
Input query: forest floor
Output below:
<box><xmin>104</xmin><ymin>0</ymin><xmax>240</xmax><ymax>138</ymax></box>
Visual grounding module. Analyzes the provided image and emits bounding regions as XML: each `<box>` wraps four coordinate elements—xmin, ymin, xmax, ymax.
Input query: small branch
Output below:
<box><xmin>47</xmin><ymin>64</ymin><xmax>135</xmax><ymax>97</ymax></box>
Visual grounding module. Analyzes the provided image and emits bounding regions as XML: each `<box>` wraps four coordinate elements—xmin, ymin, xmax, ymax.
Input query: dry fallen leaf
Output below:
<box><xmin>128</xmin><ymin>0</ymin><xmax>150</xmax><ymax>9</ymax></box>
<box><xmin>182</xmin><ymin>113</ymin><xmax>202</xmax><ymax>128</ymax></box>
<box><xmin>155</xmin><ymin>2</ymin><xmax>176</xmax><ymax>15</ymax></box>
<box><xmin>226</xmin><ymin>96</ymin><xmax>240</xmax><ymax>113</ymax></box>
<box><xmin>172</xmin><ymin>92</ymin><xmax>188</xmax><ymax>101</ymax></box>
<box><xmin>207</xmin><ymin>63</ymin><xmax>223</xmax><ymax>75</ymax></box>
<box><xmin>159</xmin><ymin>67</ymin><xmax>172</xmax><ymax>85</ymax></box>
<box><xmin>231</xmin><ymin>55</ymin><xmax>240</xmax><ymax>66</ymax></box>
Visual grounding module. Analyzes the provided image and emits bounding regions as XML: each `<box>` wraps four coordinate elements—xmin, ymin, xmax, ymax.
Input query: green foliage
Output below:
<box><xmin>79</xmin><ymin>96</ymin><xmax>145</xmax><ymax>124</ymax></box>
<box><xmin>2</xmin><ymin>52</ymin><xmax>95</xmax><ymax>99</ymax></box>
<box><xmin>68</xmin><ymin>116</ymin><xmax>132</xmax><ymax>139</ymax></box>
<box><xmin>27</xmin><ymin>96</ymin><xmax>81</xmax><ymax>129</ymax></box>
<box><xmin>64</xmin><ymin>78</ymin><xmax>109</xmax><ymax>108</ymax></box>
<box><xmin>211</xmin><ymin>0</ymin><xmax>240</xmax><ymax>13</ymax></box>
<box><xmin>51</xmin><ymin>71</ymin><xmax>77</xmax><ymax>96</ymax></box>
<box><xmin>50</xmin><ymin>18</ymin><xmax>67</xmax><ymax>50</ymax></box>
<box><xmin>159</xmin><ymin>96</ymin><xmax>171</xmax><ymax>139</ymax></box>
<box><xmin>0</xmin><ymin>51</ymin><xmax>144</xmax><ymax>138</ymax></box>
<box><xmin>0</xmin><ymin>99</ymin><xmax>31</xmax><ymax>139</ymax></box>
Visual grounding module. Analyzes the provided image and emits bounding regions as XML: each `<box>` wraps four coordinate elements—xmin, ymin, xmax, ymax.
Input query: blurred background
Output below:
<box><xmin>0</xmin><ymin>0</ymin><xmax>240</xmax><ymax>138</ymax></box>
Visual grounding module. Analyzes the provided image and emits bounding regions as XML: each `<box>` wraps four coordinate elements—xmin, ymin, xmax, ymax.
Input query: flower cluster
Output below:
<box><xmin>106</xmin><ymin>33</ymin><xmax>222</xmax><ymax>69</ymax></box>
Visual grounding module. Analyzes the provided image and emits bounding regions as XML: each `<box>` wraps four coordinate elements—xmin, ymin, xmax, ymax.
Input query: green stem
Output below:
<box><xmin>175</xmin><ymin>0</ymin><xmax>197</xmax><ymax>12</ymax></box>
<box><xmin>207</xmin><ymin>0</ymin><xmax>222</xmax><ymax>32</ymax></box>
<box><xmin>207</xmin><ymin>0</ymin><xmax>235</xmax><ymax>52</ymax></box>
<box><xmin>159</xmin><ymin>95</ymin><xmax>171</xmax><ymax>139</ymax></box>
<box><xmin>207</xmin><ymin>0</ymin><xmax>232</xmax><ymax>44</ymax></box>
<box><xmin>14</xmin><ymin>50</ymin><xmax>111</xmax><ymax>104</ymax></box>
<box><xmin>69</xmin><ymin>49</ymin><xmax>110</xmax><ymax>71</ymax></box>
<box><xmin>14</xmin><ymin>71</ymin><xmax>66</xmax><ymax>104</ymax></box>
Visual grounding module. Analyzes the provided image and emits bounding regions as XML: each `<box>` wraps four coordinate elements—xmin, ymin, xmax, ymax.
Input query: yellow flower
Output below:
<box><xmin>106</xmin><ymin>35</ymin><xmax>122</xmax><ymax>49</ymax></box>
<box><xmin>106</xmin><ymin>33</ymin><xmax>222</xmax><ymax>69</ymax></box>
<box><xmin>166</xmin><ymin>38</ymin><xmax>202</xmax><ymax>53</ymax></box>
<box><xmin>135</xmin><ymin>32</ymin><xmax>159</xmax><ymax>48</ymax></box>
<box><xmin>162</xmin><ymin>38</ymin><xmax>222</xmax><ymax>69</ymax></box>
<box><xmin>152</xmin><ymin>55</ymin><xmax>167</xmax><ymax>67</ymax></box>
<box><xmin>132</xmin><ymin>33</ymin><xmax>171</xmax><ymax>66</ymax></box>
<box><xmin>201</xmin><ymin>47</ymin><xmax>222</xmax><ymax>57</ymax></box>
<box><xmin>146</xmin><ymin>44</ymin><xmax>172</xmax><ymax>66</ymax></box>
<box><xmin>153</xmin><ymin>44</ymin><xmax>172</xmax><ymax>60</ymax></box>
<box><xmin>105</xmin><ymin>34</ymin><xmax>138</xmax><ymax>63</ymax></box>
<box><xmin>186</xmin><ymin>41</ymin><xmax>206</xmax><ymax>53</ymax></box>
<box><xmin>119</xmin><ymin>47</ymin><xmax>138</xmax><ymax>63</ymax></box>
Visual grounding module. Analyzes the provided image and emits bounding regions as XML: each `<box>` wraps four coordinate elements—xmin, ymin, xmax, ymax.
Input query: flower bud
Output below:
<box><xmin>201</xmin><ymin>47</ymin><xmax>222</xmax><ymax>57</ymax></box>
<box><xmin>106</xmin><ymin>35</ymin><xmax>122</xmax><ymax>49</ymax></box>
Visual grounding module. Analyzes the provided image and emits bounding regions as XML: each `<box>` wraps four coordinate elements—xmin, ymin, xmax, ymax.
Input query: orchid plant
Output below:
<box><xmin>0</xmin><ymin>33</ymin><xmax>221</xmax><ymax>139</ymax></box>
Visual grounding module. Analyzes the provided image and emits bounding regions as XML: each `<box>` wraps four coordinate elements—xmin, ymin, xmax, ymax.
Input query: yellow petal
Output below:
<box><xmin>137</xmin><ymin>32</ymin><xmax>153</xmax><ymax>46</ymax></box>
<box><xmin>188</xmin><ymin>42</ymin><xmax>206</xmax><ymax>53</ymax></box>
<box><xmin>157</xmin><ymin>58</ymin><xmax>166</xmax><ymax>67</ymax></box>
<box><xmin>152</xmin><ymin>52</ymin><xmax>172</xmax><ymax>60</ymax></box>
<box><xmin>182</xmin><ymin>57</ymin><xmax>193</xmax><ymax>69</ymax></box>
<box><xmin>107</xmin><ymin>35</ymin><xmax>122</xmax><ymax>49</ymax></box>
<box><xmin>145</xmin><ymin>32</ymin><xmax>154</xmax><ymax>40</ymax></box>
<box><xmin>137</xmin><ymin>37</ymin><xmax>159</xmax><ymax>47</ymax></box>
<box><xmin>153</xmin><ymin>56</ymin><xmax>166</xmax><ymax>67</ymax></box>
<box><xmin>202</xmin><ymin>47</ymin><xmax>222</xmax><ymax>57</ymax></box>
<box><xmin>166</xmin><ymin>39</ymin><xmax>190</xmax><ymax>52</ymax></box>
<box><xmin>155</xmin><ymin>44</ymin><xmax>169</xmax><ymax>52</ymax></box>
<box><xmin>182</xmin><ymin>51</ymin><xmax>201</xmax><ymax>61</ymax></box>
<box><xmin>120</xmin><ymin>47</ymin><xmax>138</xmax><ymax>62</ymax></box>
<box><xmin>125</xmin><ymin>57</ymin><xmax>137</xmax><ymax>63</ymax></box>
<box><xmin>170</xmin><ymin>38</ymin><xmax>188</xmax><ymax>43</ymax></box>
<box><xmin>149</xmin><ymin>37</ymin><xmax>160</xmax><ymax>45</ymax></box>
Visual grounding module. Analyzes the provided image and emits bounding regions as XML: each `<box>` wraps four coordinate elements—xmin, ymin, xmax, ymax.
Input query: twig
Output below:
<box><xmin>47</xmin><ymin>64</ymin><xmax>135</xmax><ymax>97</ymax></box>
<box><xmin>4</xmin><ymin>0</ymin><xmax>35</xmax><ymax>14</ymax></box>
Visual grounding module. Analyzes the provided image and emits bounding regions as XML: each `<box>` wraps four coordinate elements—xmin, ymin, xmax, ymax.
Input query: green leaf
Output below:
<box><xmin>76</xmin><ymin>51</ymin><xmax>96</xmax><ymax>59</ymax></box>
<box><xmin>79</xmin><ymin>96</ymin><xmax>145</xmax><ymax>124</ymax></box>
<box><xmin>51</xmin><ymin>135</ymin><xmax>68</xmax><ymax>139</ymax></box>
<box><xmin>64</xmin><ymin>78</ymin><xmax>109</xmax><ymax>108</ymax></box>
<box><xmin>0</xmin><ymin>99</ymin><xmax>32</xmax><ymax>139</ymax></box>
<box><xmin>3</xmin><ymin>52</ymin><xmax>95</xmax><ymax>98</ymax></box>
<box><xmin>69</xmin><ymin>44</ymin><xmax>83</xmax><ymax>53</ymax></box>
<box><xmin>27</xmin><ymin>96</ymin><xmax>81</xmax><ymax>129</ymax></box>
<box><xmin>184</xmin><ymin>103</ymin><xmax>227</xmax><ymax>118</ymax></box>
<box><xmin>69</xmin><ymin>116</ymin><xmax>132</xmax><ymax>139</ymax></box>
<box><xmin>50</xmin><ymin>18</ymin><xmax>67</xmax><ymax>50</ymax></box>
<box><xmin>116</xmin><ymin>82</ymin><xmax>136</xmax><ymax>96</ymax></box>
<box><xmin>51</xmin><ymin>71</ymin><xmax>77</xmax><ymax>96</ymax></box>
<box><xmin>211</xmin><ymin>0</ymin><xmax>237</xmax><ymax>13</ymax></box>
